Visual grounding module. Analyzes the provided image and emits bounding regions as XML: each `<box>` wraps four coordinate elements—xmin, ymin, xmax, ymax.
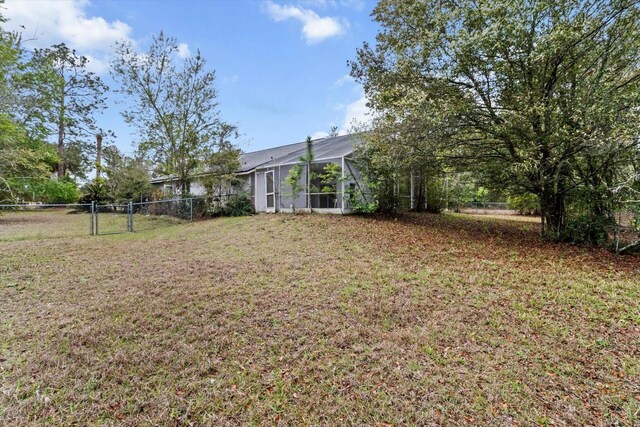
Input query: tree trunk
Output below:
<box><xmin>539</xmin><ymin>189</ymin><xmax>565</xmax><ymax>240</ymax></box>
<box><xmin>56</xmin><ymin>79</ymin><xmax>67</xmax><ymax>179</ymax></box>
<box><xmin>414</xmin><ymin>173</ymin><xmax>425</xmax><ymax>213</ymax></box>
<box><xmin>57</xmin><ymin>108</ymin><xmax>65</xmax><ymax>178</ymax></box>
<box><xmin>178</xmin><ymin>178</ymin><xmax>191</xmax><ymax>196</ymax></box>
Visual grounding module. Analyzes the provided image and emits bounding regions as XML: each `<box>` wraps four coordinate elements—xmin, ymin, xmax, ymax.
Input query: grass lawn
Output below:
<box><xmin>0</xmin><ymin>210</ymin><xmax>184</xmax><ymax>241</ymax></box>
<box><xmin>1</xmin><ymin>213</ymin><xmax>639</xmax><ymax>425</ymax></box>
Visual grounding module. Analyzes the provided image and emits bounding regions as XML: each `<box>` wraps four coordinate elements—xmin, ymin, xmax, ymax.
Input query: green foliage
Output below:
<box><xmin>201</xmin><ymin>130</ymin><xmax>242</xmax><ymax>198</ymax></box>
<box><xmin>0</xmin><ymin>114</ymin><xmax>56</xmax><ymax>202</ymax></box>
<box><xmin>79</xmin><ymin>179</ymin><xmax>112</xmax><ymax>204</ymax></box>
<box><xmin>111</xmin><ymin>32</ymin><xmax>237</xmax><ymax>194</ymax></box>
<box><xmin>423</xmin><ymin>177</ymin><xmax>444</xmax><ymax>213</ymax></box>
<box><xmin>35</xmin><ymin>177</ymin><xmax>80</xmax><ymax>204</ymax></box>
<box><xmin>562</xmin><ymin>214</ymin><xmax>614</xmax><ymax>246</ymax></box>
<box><xmin>204</xmin><ymin>193</ymin><xmax>254</xmax><ymax>217</ymax></box>
<box><xmin>31</xmin><ymin>43</ymin><xmax>108</xmax><ymax>179</ymax></box>
<box><xmin>221</xmin><ymin>193</ymin><xmax>254</xmax><ymax>217</ymax></box>
<box><xmin>508</xmin><ymin>194</ymin><xmax>540</xmax><ymax>215</ymax></box>
<box><xmin>351</xmin><ymin>0</ymin><xmax>640</xmax><ymax>244</ymax></box>
<box><xmin>319</xmin><ymin>163</ymin><xmax>341</xmax><ymax>194</ymax></box>
<box><xmin>300</xmin><ymin>136</ymin><xmax>314</xmax><ymax>209</ymax></box>
<box><xmin>283</xmin><ymin>163</ymin><xmax>304</xmax><ymax>211</ymax></box>
<box><xmin>0</xmin><ymin>16</ymin><xmax>59</xmax><ymax>202</ymax></box>
<box><xmin>102</xmin><ymin>145</ymin><xmax>153</xmax><ymax>203</ymax></box>
<box><xmin>347</xmin><ymin>194</ymin><xmax>377</xmax><ymax>214</ymax></box>
<box><xmin>0</xmin><ymin>17</ymin><xmax>23</xmax><ymax>116</ymax></box>
<box><xmin>350</xmin><ymin>135</ymin><xmax>402</xmax><ymax>214</ymax></box>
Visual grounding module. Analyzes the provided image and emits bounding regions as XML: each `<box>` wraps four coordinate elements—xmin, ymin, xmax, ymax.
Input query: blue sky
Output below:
<box><xmin>3</xmin><ymin>0</ymin><xmax>378</xmax><ymax>154</ymax></box>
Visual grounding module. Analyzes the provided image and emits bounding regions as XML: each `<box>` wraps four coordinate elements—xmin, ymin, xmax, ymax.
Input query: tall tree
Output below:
<box><xmin>31</xmin><ymin>44</ymin><xmax>108</xmax><ymax>179</ymax></box>
<box><xmin>0</xmin><ymin>114</ymin><xmax>55</xmax><ymax>202</ymax></box>
<box><xmin>201</xmin><ymin>122</ymin><xmax>242</xmax><ymax>197</ymax></box>
<box><xmin>351</xmin><ymin>0</ymin><xmax>640</xmax><ymax>242</ymax></box>
<box><xmin>0</xmin><ymin>7</ymin><xmax>21</xmax><ymax>115</ymax></box>
<box><xmin>111</xmin><ymin>32</ymin><xmax>234</xmax><ymax>194</ymax></box>
<box><xmin>101</xmin><ymin>145</ymin><xmax>153</xmax><ymax>203</ymax></box>
<box><xmin>301</xmin><ymin>136</ymin><xmax>314</xmax><ymax>210</ymax></box>
<box><xmin>0</xmin><ymin>6</ymin><xmax>56</xmax><ymax>202</ymax></box>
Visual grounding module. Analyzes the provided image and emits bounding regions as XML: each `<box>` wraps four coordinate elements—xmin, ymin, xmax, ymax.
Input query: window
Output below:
<box><xmin>266</xmin><ymin>171</ymin><xmax>275</xmax><ymax>209</ymax></box>
<box><xmin>310</xmin><ymin>162</ymin><xmax>338</xmax><ymax>209</ymax></box>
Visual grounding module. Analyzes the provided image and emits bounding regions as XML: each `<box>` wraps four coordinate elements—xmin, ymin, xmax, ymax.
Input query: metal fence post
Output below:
<box><xmin>90</xmin><ymin>201</ymin><xmax>95</xmax><ymax>236</ymax></box>
<box><xmin>128</xmin><ymin>201</ymin><xmax>134</xmax><ymax>232</ymax></box>
<box><xmin>94</xmin><ymin>201</ymin><xmax>99</xmax><ymax>235</ymax></box>
<box><xmin>189</xmin><ymin>198</ymin><xmax>193</xmax><ymax>222</ymax></box>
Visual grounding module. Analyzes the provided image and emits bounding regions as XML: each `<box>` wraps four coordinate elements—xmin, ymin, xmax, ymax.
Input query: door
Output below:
<box><xmin>255</xmin><ymin>172</ymin><xmax>266</xmax><ymax>212</ymax></box>
<box><xmin>266</xmin><ymin>170</ymin><xmax>275</xmax><ymax>212</ymax></box>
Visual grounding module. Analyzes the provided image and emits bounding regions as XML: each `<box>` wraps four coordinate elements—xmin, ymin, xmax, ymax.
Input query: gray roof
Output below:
<box><xmin>151</xmin><ymin>134</ymin><xmax>363</xmax><ymax>183</ymax></box>
<box><xmin>257</xmin><ymin>134</ymin><xmax>362</xmax><ymax>169</ymax></box>
<box><xmin>237</xmin><ymin>141</ymin><xmax>307</xmax><ymax>173</ymax></box>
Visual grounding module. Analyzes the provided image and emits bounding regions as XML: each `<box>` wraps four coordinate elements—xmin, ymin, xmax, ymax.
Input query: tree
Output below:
<box><xmin>351</xmin><ymin>0</ymin><xmax>640</xmax><ymax>242</ymax></box>
<box><xmin>111</xmin><ymin>32</ymin><xmax>235</xmax><ymax>195</ymax></box>
<box><xmin>0</xmin><ymin>5</ymin><xmax>58</xmax><ymax>202</ymax></box>
<box><xmin>0</xmin><ymin>114</ymin><xmax>55</xmax><ymax>202</ymax></box>
<box><xmin>301</xmin><ymin>136</ymin><xmax>314</xmax><ymax>210</ymax></box>
<box><xmin>201</xmin><ymin>123</ymin><xmax>242</xmax><ymax>197</ymax></box>
<box><xmin>31</xmin><ymin>44</ymin><xmax>108</xmax><ymax>179</ymax></box>
<box><xmin>101</xmin><ymin>145</ymin><xmax>153</xmax><ymax>203</ymax></box>
<box><xmin>283</xmin><ymin>163</ymin><xmax>304</xmax><ymax>212</ymax></box>
<box><xmin>0</xmin><ymin>6</ymin><xmax>22</xmax><ymax>116</ymax></box>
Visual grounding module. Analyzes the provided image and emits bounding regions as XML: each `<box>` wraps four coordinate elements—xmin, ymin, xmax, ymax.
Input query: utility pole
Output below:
<box><xmin>95</xmin><ymin>133</ymin><xmax>103</xmax><ymax>181</ymax></box>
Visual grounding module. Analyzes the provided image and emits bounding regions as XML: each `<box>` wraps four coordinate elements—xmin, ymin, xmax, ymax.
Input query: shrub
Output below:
<box><xmin>222</xmin><ymin>193</ymin><xmax>254</xmax><ymax>217</ymax></box>
<box><xmin>39</xmin><ymin>178</ymin><xmax>80</xmax><ymax>204</ymax></box>
<box><xmin>78</xmin><ymin>179</ymin><xmax>113</xmax><ymax>204</ymax></box>
<box><xmin>507</xmin><ymin>193</ymin><xmax>540</xmax><ymax>215</ymax></box>
<box><xmin>562</xmin><ymin>214</ymin><xmax>614</xmax><ymax>246</ymax></box>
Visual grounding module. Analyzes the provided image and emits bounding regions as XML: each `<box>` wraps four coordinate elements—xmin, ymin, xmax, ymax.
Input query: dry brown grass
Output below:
<box><xmin>1</xmin><ymin>213</ymin><xmax>639</xmax><ymax>426</ymax></box>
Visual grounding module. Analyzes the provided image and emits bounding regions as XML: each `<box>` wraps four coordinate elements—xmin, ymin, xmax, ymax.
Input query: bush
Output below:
<box><xmin>204</xmin><ymin>193</ymin><xmax>254</xmax><ymax>217</ymax></box>
<box><xmin>349</xmin><ymin>198</ymin><xmax>377</xmax><ymax>214</ymax></box>
<box><xmin>507</xmin><ymin>193</ymin><xmax>540</xmax><ymax>215</ymax></box>
<box><xmin>222</xmin><ymin>194</ymin><xmax>253</xmax><ymax>217</ymax></box>
<box><xmin>78</xmin><ymin>179</ymin><xmax>113</xmax><ymax>204</ymax></box>
<box><xmin>38</xmin><ymin>178</ymin><xmax>80</xmax><ymax>204</ymax></box>
<box><xmin>562</xmin><ymin>214</ymin><xmax>614</xmax><ymax>246</ymax></box>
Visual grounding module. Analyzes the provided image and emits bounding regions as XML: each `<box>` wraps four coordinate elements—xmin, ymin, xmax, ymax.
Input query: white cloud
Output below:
<box><xmin>83</xmin><ymin>54</ymin><xmax>109</xmax><ymax>75</ymax></box>
<box><xmin>264</xmin><ymin>1</ymin><xmax>348</xmax><ymax>43</ymax></box>
<box><xmin>340</xmin><ymin>93</ymin><xmax>372</xmax><ymax>133</ymax></box>
<box><xmin>176</xmin><ymin>43</ymin><xmax>191</xmax><ymax>59</ymax></box>
<box><xmin>3</xmin><ymin>0</ymin><xmax>133</xmax><ymax>74</ymax></box>
<box><xmin>313</xmin><ymin>94</ymin><xmax>371</xmax><ymax>138</ymax></box>
<box><xmin>300</xmin><ymin>0</ymin><xmax>365</xmax><ymax>10</ymax></box>
<box><xmin>333</xmin><ymin>74</ymin><xmax>354</xmax><ymax>87</ymax></box>
<box><xmin>311</xmin><ymin>130</ymin><xmax>329</xmax><ymax>139</ymax></box>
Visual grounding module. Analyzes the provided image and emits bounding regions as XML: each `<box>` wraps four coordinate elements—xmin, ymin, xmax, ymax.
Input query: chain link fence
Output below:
<box><xmin>610</xmin><ymin>205</ymin><xmax>640</xmax><ymax>253</ymax></box>
<box><xmin>458</xmin><ymin>202</ymin><xmax>517</xmax><ymax>215</ymax></box>
<box><xmin>129</xmin><ymin>199</ymin><xmax>191</xmax><ymax>233</ymax></box>
<box><xmin>1</xmin><ymin>196</ymin><xmax>251</xmax><ymax>240</ymax></box>
<box><xmin>0</xmin><ymin>203</ymin><xmax>93</xmax><ymax>241</ymax></box>
<box><xmin>94</xmin><ymin>203</ymin><xmax>130</xmax><ymax>235</ymax></box>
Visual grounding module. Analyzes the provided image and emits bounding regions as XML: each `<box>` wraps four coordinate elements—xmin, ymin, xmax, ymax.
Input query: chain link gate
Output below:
<box><xmin>93</xmin><ymin>202</ymin><xmax>130</xmax><ymax>235</ymax></box>
<box><xmin>92</xmin><ymin>198</ymin><xmax>194</xmax><ymax>235</ymax></box>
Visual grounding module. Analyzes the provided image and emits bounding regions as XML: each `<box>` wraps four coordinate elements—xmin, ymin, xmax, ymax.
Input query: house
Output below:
<box><xmin>151</xmin><ymin>133</ymin><xmax>367</xmax><ymax>213</ymax></box>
